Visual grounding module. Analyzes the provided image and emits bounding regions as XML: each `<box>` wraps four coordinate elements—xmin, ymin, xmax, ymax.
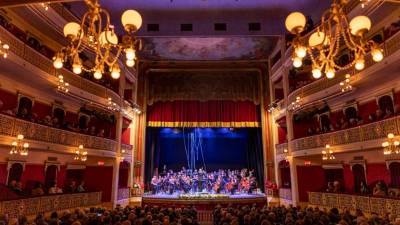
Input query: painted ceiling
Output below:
<box><xmin>139</xmin><ymin>36</ymin><xmax>277</xmax><ymax>61</ymax></box>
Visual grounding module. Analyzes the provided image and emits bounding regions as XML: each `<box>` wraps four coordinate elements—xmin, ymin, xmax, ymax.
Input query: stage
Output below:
<box><xmin>142</xmin><ymin>193</ymin><xmax>268</xmax><ymax>210</ymax></box>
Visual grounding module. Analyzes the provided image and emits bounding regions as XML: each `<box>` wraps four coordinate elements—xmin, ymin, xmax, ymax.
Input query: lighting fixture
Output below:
<box><xmin>0</xmin><ymin>40</ymin><xmax>10</xmax><ymax>58</ymax></box>
<box><xmin>41</xmin><ymin>2</ymin><xmax>50</xmax><ymax>11</ymax></box>
<box><xmin>74</xmin><ymin>144</ymin><xmax>88</xmax><ymax>161</ymax></box>
<box><xmin>285</xmin><ymin>0</ymin><xmax>383</xmax><ymax>79</ymax></box>
<box><xmin>57</xmin><ymin>75</ymin><xmax>69</xmax><ymax>93</ymax></box>
<box><xmin>107</xmin><ymin>97</ymin><xmax>119</xmax><ymax>111</ymax></box>
<box><xmin>290</xmin><ymin>96</ymin><xmax>302</xmax><ymax>111</ymax></box>
<box><xmin>382</xmin><ymin>133</ymin><xmax>400</xmax><ymax>155</ymax></box>
<box><xmin>10</xmin><ymin>134</ymin><xmax>29</xmax><ymax>156</ymax></box>
<box><xmin>322</xmin><ymin>144</ymin><xmax>335</xmax><ymax>160</ymax></box>
<box><xmin>340</xmin><ymin>74</ymin><xmax>352</xmax><ymax>92</ymax></box>
<box><xmin>53</xmin><ymin>0</ymin><xmax>142</xmax><ymax>80</ymax></box>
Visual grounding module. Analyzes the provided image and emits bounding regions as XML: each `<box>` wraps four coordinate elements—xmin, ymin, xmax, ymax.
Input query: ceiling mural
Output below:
<box><xmin>138</xmin><ymin>37</ymin><xmax>277</xmax><ymax>61</ymax></box>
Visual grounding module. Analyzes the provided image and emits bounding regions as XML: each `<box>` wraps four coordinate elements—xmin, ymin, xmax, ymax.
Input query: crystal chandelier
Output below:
<box><xmin>322</xmin><ymin>144</ymin><xmax>335</xmax><ymax>160</ymax></box>
<box><xmin>0</xmin><ymin>40</ymin><xmax>9</xmax><ymax>58</ymax></box>
<box><xmin>53</xmin><ymin>0</ymin><xmax>142</xmax><ymax>80</ymax></box>
<box><xmin>340</xmin><ymin>74</ymin><xmax>352</xmax><ymax>92</ymax></box>
<box><xmin>107</xmin><ymin>97</ymin><xmax>119</xmax><ymax>111</ymax></box>
<box><xmin>10</xmin><ymin>134</ymin><xmax>29</xmax><ymax>156</ymax></box>
<box><xmin>382</xmin><ymin>133</ymin><xmax>400</xmax><ymax>155</ymax></box>
<box><xmin>57</xmin><ymin>75</ymin><xmax>69</xmax><ymax>93</ymax></box>
<box><xmin>74</xmin><ymin>145</ymin><xmax>88</xmax><ymax>161</ymax></box>
<box><xmin>285</xmin><ymin>0</ymin><xmax>384</xmax><ymax>79</ymax></box>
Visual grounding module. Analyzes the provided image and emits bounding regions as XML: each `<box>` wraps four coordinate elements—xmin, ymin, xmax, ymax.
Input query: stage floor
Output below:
<box><xmin>142</xmin><ymin>193</ymin><xmax>268</xmax><ymax>210</ymax></box>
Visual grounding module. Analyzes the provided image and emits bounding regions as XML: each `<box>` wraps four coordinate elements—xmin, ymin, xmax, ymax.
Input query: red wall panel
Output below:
<box><xmin>358</xmin><ymin>100</ymin><xmax>378</xmax><ymax>122</ymax></box>
<box><xmin>57</xmin><ymin>165</ymin><xmax>67</xmax><ymax>188</ymax></box>
<box><xmin>121</xmin><ymin>128</ymin><xmax>131</xmax><ymax>144</ymax></box>
<box><xmin>296</xmin><ymin>165</ymin><xmax>326</xmax><ymax>201</ymax></box>
<box><xmin>32</xmin><ymin>101</ymin><xmax>51</xmax><ymax>120</ymax></box>
<box><xmin>0</xmin><ymin>89</ymin><xmax>17</xmax><ymax>110</ymax></box>
<box><xmin>20</xmin><ymin>164</ymin><xmax>45</xmax><ymax>187</ymax></box>
<box><xmin>366</xmin><ymin>163</ymin><xmax>391</xmax><ymax>186</ymax></box>
<box><xmin>277</xmin><ymin>127</ymin><xmax>287</xmax><ymax>144</ymax></box>
<box><xmin>0</xmin><ymin>163</ymin><xmax>7</xmax><ymax>185</ymax></box>
<box><xmin>84</xmin><ymin>166</ymin><xmax>113</xmax><ymax>202</ymax></box>
<box><xmin>343</xmin><ymin>165</ymin><xmax>354</xmax><ymax>193</ymax></box>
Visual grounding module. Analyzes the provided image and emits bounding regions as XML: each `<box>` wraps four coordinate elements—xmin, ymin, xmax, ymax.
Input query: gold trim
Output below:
<box><xmin>147</xmin><ymin>121</ymin><xmax>260</xmax><ymax>128</ymax></box>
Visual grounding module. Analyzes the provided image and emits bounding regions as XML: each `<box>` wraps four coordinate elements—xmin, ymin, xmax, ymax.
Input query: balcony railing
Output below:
<box><xmin>291</xmin><ymin>115</ymin><xmax>399</xmax><ymax>152</ymax></box>
<box><xmin>121</xmin><ymin>143</ymin><xmax>133</xmax><ymax>155</ymax></box>
<box><xmin>287</xmin><ymin>29</ymin><xmax>400</xmax><ymax>104</ymax></box>
<box><xmin>0</xmin><ymin>113</ymin><xmax>117</xmax><ymax>151</ymax></box>
<box><xmin>0</xmin><ymin>25</ymin><xmax>120</xmax><ymax>102</ymax></box>
<box><xmin>279</xmin><ymin>188</ymin><xmax>292</xmax><ymax>200</ymax></box>
<box><xmin>117</xmin><ymin>187</ymin><xmax>130</xmax><ymax>201</ymax></box>
<box><xmin>276</xmin><ymin>143</ymin><xmax>288</xmax><ymax>155</ymax></box>
<box><xmin>308</xmin><ymin>192</ymin><xmax>400</xmax><ymax>215</ymax></box>
<box><xmin>0</xmin><ymin>192</ymin><xmax>101</xmax><ymax>218</ymax></box>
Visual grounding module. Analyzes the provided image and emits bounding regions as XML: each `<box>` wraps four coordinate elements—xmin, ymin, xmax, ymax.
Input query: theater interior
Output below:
<box><xmin>0</xmin><ymin>0</ymin><xmax>400</xmax><ymax>224</ymax></box>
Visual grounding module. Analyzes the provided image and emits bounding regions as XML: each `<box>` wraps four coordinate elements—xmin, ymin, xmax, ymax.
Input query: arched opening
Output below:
<box><xmin>319</xmin><ymin>114</ymin><xmax>331</xmax><ymax>132</ymax></box>
<box><xmin>53</xmin><ymin>108</ymin><xmax>65</xmax><ymax>127</ymax></box>
<box><xmin>8</xmin><ymin>163</ymin><xmax>23</xmax><ymax>185</ymax></box>
<box><xmin>344</xmin><ymin>106</ymin><xmax>357</xmax><ymax>120</ymax></box>
<box><xmin>45</xmin><ymin>165</ymin><xmax>58</xmax><ymax>190</ymax></box>
<box><xmin>17</xmin><ymin>97</ymin><xmax>33</xmax><ymax>119</ymax></box>
<box><xmin>378</xmin><ymin>95</ymin><xmax>394</xmax><ymax>115</ymax></box>
<box><xmin>279</xmin><ymin>160</ymin><xmax>291</xmax><ymax>188</ymax></box>
<box><xmin>352</xmin><ymin>164</ymin><xmax>366</xmax><ymax>193</ymax></box>
<box><xmin>78</xmin><ymin>114</ymin><xmax>90</xmax><ymax>130</ymax></box>
<box><xmin>389</xmin><ymin>162</ymin><xmax>400</xmax><ymax>188</ymax></box>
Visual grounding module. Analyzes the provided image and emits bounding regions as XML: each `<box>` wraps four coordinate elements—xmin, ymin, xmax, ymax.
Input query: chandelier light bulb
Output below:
<box><xmin>23</xmin><ymin>143</ymin><xmax>29</xmax><ymax>148</ymax></box>
<box><xmin>349</xmin><ymin>16</ymin><xmax>371</xmax><ymax>36</ymax></box>
<box><xmin>388</xmin><ymin>133</ymin><xmax>395</xmax><ymax>139</ymax></box>
<box><xmin>17</xmin><ymin>134</ymin><xmax>24</xmax><ymax>140</ymax></box>
<box><xmin>53</xmin><ymin>56</ymin><xmax>63</xmax><ymax>69</ymax></box>
<box><xmin>99</xmin><ymin>30</ymin><xmax>119</xmax><ymax>46</ymax></box>
<box><xmin>121</xmin><ymin>10</ymin><xmax>143</xmax><ymax>32</ymax></box>
<box><xmin>312</xmin><ymin>68</ymin><xmax>322</xmax><ymax>79</ymax></box>
<box><xmin>72</xmin><ymin>64</ymin><xmax>82</xmax><ymax>74</ymax></box>
<box><xmin>308</xmin><ymin>31</ymin><xmax>327</xmax><ymax>47</ymax></box>
<box><xmin>292</xmin><ymin>57</ymin><xmax>302</xmax><ymax>68</ymax></box>
<box><xmin>12</xmin><ymin>141</ymin><xmax>17</xmax><ymax>146</ymax></box>
<box><xmin>285</xmin><ymin>12</ymin><xmax>306</xmax><ymax>34</ymax></box>
<box><xmin>125</xmin><ymin>48</ymin><xmax>136</xmax><ymax>60</ymax></box>
<box><xmin>325</xmin><ymin>68</ymin><xmax>335</xmax><ymax>79</ymax></box>
<box><xmin>126</xmin><ymin>59</ymin><xmax>135</xmax><ymax>67</ymax></box>
<box><xmin>111</xmin><ymin>64</ymin><xmax>121</xmax><ymax>79</ymax></box>
<box><xmin>371</xmin><ymin>47</ymin><xmax>383</xmax><ymax>62</ymax></box>
<box><xmin>63</xmin><ymin>22</ymin><xmax>82</xmax><ymax>39</ymax></box>
<box><xmin>93</xmin><ymin>69</ymin><xmax>103</xmax><ymax>80</ymax></box>
<box><xmin>295</xmin><ymin>46</ymin><xmax>307</xmax><ymax>58</ymax></box>
<box><xmin>355</xmin><ymin>58</ymin><xmax>365</xmax><ymax>70</ymax></box>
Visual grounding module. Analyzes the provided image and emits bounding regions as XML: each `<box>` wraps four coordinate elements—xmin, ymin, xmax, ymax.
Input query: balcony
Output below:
<box><xmin>0</xmin><ymin>113</ymin><xmax>117</xmax><ymax>151</ymax></box>
<box><xmin>290</xmin><ymin>115</ymin><xmax>399</xmax><ymax>152</ymax></box>
<box><xmin>308</xmin><ymin>192</ymin><xmax>400</xmax><ymax>215</ymax></box>
<box><xmin>0</xmin><ymin>25</ymin><xmax>120</xmax><ymax>103</ymax></box>
<box><xmin>275</xmin><ymin>143</ymin><xmax>288</xmax><ymax>155</ymax></box>
<box><xmin>0</xmin><ymin>192</ymin><xmax>102</xmax><ymax>218</ymax></box>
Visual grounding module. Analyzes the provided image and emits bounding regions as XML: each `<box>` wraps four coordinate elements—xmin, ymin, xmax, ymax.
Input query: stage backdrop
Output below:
<box><xmin>145</xmin><ymin>127</ymin><xmax>264</xmax><ymax>191</ymax></box>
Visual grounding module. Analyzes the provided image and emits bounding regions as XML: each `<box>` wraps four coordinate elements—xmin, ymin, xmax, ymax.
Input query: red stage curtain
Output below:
<box><xmin>147</xmin><ymin>100</ymin><xmax>260</xmax><ymax>127</ymax></box>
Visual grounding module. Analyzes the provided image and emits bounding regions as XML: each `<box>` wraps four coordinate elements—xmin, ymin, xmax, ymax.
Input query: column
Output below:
<box><xmin>288</xmin><ymin>156</ymin><xmax>300</xmax><ymax>206</ymax></box>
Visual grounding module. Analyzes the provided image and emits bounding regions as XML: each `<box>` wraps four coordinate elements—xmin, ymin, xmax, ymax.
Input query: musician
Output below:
<box><xmin>151</xmin><ymin>175</ymin><xmax>159</xmax><ymax>194</ymax></box>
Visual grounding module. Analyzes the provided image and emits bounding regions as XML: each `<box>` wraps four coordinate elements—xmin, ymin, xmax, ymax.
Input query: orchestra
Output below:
<box><xmin>150</xmin><ymin>167</ymin><xmax>258</xmax><ymax>195</ymax></box>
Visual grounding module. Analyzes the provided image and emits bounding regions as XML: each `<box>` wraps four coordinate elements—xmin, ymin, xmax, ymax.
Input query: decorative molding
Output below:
<box><xmin>44</xmin><ymin>161</ymin><xmax>61</xmax><ymax>171</ymax></box>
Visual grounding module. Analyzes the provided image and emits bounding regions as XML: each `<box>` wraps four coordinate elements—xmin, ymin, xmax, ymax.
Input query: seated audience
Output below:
<box><xmin>77</xmin><ymin>181</ymin><xmax>86</xmax><ymax>193</ymax></box>
<box><xmin>48</xmin><ymin>181</ymin><xmax>63</xmax><ymax>194</ymax></box>
<box><xmin>373</xmin><ymin>181</ymin><xmax>387</xmax><ymax>196</ymax></box>
<box><xmin>65</xmin><ymin>180</ymin><xmax>77</xmax><ymax>193</ymax></box>
<box><xmin>360</xmin><ymin>181</ymin><xmax>369</xmax><ymax>195</ymax></box>
<box><xmin>31</xmin><ymin>182</ymin><xmax>45</xmax><ymax>196</ymax></box>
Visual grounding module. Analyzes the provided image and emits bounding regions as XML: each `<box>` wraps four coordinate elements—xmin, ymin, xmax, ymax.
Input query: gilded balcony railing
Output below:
<box><xmin>0</xmin><ymin>26</ymin><xmax>120</xmax><ymax>102</ymax></box>
<box><xmin>279</xmin><ymin>188</ymin><xmax>292</xmax><ymax>200</ymax></box>
<box><xmin>286</xmin><ymin>29</ymin><xmax>400</xmax><ymax>104</ymax></box>
<box><xmin>291</xmin><ymin>115</ymin><xmax>400</xmax><ymax>152</ymax></box>
<box><xmin>0</xmin><ymin>192</ymin><xmax>102</xmax><ymax>218</ymax></box>
<box><xmin>276</xmin><ymin>143</ymin><xmax>288</xmax><ymax>155</ymax></box>
<box><xmin>117</xmin><ymin>187</ymin><xmax>130</xmax><ymax>201</ymax></box>
<box><xmin>121</xmin><ymin>143</ymin><xmax>133</xmax><ymax>155</ymax></box>
<box><xmin>0</xmin><ymin>113</ymin><xmax>117</xmax><ymax>151</ymax></box>
<box><xmin>308</xmin><ymin>192</ymin><xmax>400</xmax><ymax>215</ymax></box>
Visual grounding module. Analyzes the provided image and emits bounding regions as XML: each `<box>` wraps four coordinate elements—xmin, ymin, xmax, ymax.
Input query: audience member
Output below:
<box><xmin>31</xmin><ymin>182</ymin><xmax>45</xmax><ymax>196</ymax></box>
<box><xmin>48</xmin><ymin>181</ymin><xmax>63</xmax><ymax>194</ymax></box>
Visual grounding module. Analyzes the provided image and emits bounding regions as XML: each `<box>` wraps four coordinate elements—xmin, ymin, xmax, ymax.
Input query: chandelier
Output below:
<box><xmin>74</xmin><ymin>144</ymin><xmax>88</xmax><ymax>161</ymax></box>
<box><xmin>57</xmin><ymin>75</ymin><xmax>69</xmax><ymax>93</ymax></box>
<box><xmin>285</xmin><ymin>0</ymin><xmax>384</xmax><ymax>79</ymax></box>
<box><xmin>107</xmin><ymin>97</ymin><xmax>119</xmax><ymax>111</ymax></box>
<box><xmin>340</xmin><ymin>74</ymin><xmax>352</xmax><ymax>92</ymax></box>
<box><xmin>10</xmin><ymin>134</ymin><xmax>29</xmax><ymax>156</ymax></box>
<box><xmin>322</xmin><ymin>144</ymin><xmax>335</xmax><ymax>160</ymax></box>
<box><xmin>53</xmin><ymin>0</ymin><xmax>142</xmax><ymax>80</ymax></box>
<box><xmin>0</xmin><ymin>40</ymin><xmax>9</xmax><ymax>58</ymax></box>
<box><xmin>382</xmin><ymin>133</ymin><xmax>400</xmax><ymax>155</ymax></box>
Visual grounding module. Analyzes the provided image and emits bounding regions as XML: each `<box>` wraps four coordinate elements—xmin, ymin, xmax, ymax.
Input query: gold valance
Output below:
<box><xmin>147</xmin><ymin>71</ymin><xmax>260</xmax><ymax>105</ymax></box>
